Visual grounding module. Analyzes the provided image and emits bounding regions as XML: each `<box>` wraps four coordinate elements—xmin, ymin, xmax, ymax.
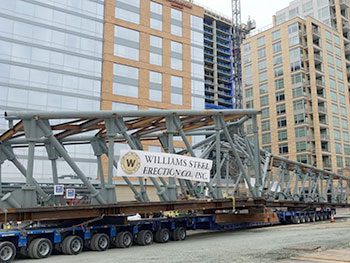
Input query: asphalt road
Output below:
<box><xmin>17</xmin><ymin>209</ymin><xmax>350</xmax><ymax>263</ymax></box>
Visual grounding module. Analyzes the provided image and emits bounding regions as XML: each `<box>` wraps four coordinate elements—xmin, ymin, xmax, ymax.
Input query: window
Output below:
<box><xmin>278</xmin><ymin>130</ymin><xmax>288</xmax><ymax>141</ymax></box>
<box><xmin>336</xmin><ymin>156</ymin><xmax>343</xmax><ymax>168</ymax></box>
<box><xmin>328</xmin><ymin>66</ymin><xmax>335</xmax><ymax>77</ymax></box>
<box><xmin>338</xmin><ymin>82</ymin><xmax>345</xmax><ymax>92</ymax></box>
<box><xmin>259</xmin><ymin>71</ymin><xmax>267</xmax><ymax>82</ymax></box>
<box><xmin>341</xmin><ymin>106</ymin><xmax>347</xmax><ymax>117</ymax></box>
<box><xmin>335</xmin><ymin>142</ymin><xmax>342</xmax><ymax>154</ymax></box>
<box><xmin>150</xmin><ymin>35</ymin><xmax>162</xmax><ymax>66</ymax></box>
<box><xmin>288</xmin><ymin>22</ymin><xmax>300</xmax><ymax>34</ymax></box>
<box><xmin>295</xmin><ymin>127</ymin><xmax>307</xmax><ymax>138</ymax></box>
<box><xmin>330</xmin><ymin>78</ymin><xmax>336</xmax><ymax>89</ymax></box>
<box><xmin>294</xmin><ymin>113</ymin><xmax>307</xmax><ymax>124</ymax></box>
<box><xmin>345</xmin><ymin>144</ymin><xmax>350</xmax><ymax>155</ymax></box>
<box><xmin>336</xmin><ymin>57</ymin><xmax>342</xmax><ymax>68</ymax></box>
<box><xmin>333</xmin><ymin>116</ymin><xmax>340</xmax><ymax>127</ymax></box>
<box><xmin>115</xmin><ymin>0</ymin><xmax>140</xmax><ymax>24</ymax></box>
<box><xmin>293</xmin><ymin>86</ymin><xmax>305</xmax><ymax>98</ymax></box>
<box><xmin>296</xmin><ymin>141</ymin><xmax>309</xmax><ymax>152</ymax></box>
<box><xmin>246</xmin><ymin>100</ymin><xmax>254</xmax><ymax>108</ymax></box>
<box><xmin>289</xmin><ymin>35</ymin><xmax>301</xmax><ymax>47</ymax></box>
<box><xmin>344</xmin><ymin>131</ymin><xmax>350</xmax><ymax>142</ymax></box>
<box><xmin>334</xmin><ymin>34</ymin><xmax>340</xmax><ymax>45</ymax></box>
<box><xmin>326</xmin><ymin>42</ymin><xmax>333</xmax><ymax>53</ymax></box>
<box><xmin>245</xmin><ymin>88</ymin><xmax>253</xmax><ymax>98</ymax></box>
<box><xmin>318</xmin><ymin>6</ymin><xmax>329</xmax><ymax>19</ymax></box>
<box><xmin>327</xmin><ymin>54</ymin><xmax>334</xmax><ymax>65</ymax></box>
<box><xmin>258</xmin><ymin>59</ymin><xmax>267</xmax><ymax>70</ymax></box>
<box><xmin>335</xmin><ymin>46</ymin><xmax>341</xmax><ymax>57</ymax></box>
<box><xmin>263</xmin><ymin>146</ymin><xmax>272</xmax><ymax>152</ymax></box>
<box><xmin>275</xmin><ymin>79</ymin><xmax>284</xmax><ymax>90</ymax></box>
<box><xmin>149</xmin><ymin>71</ymin><xmax>162</xmax><ymax>101</ymax></box>
<box><xmin>276</xmin><ymin>91</ymin><xmax>285</xmax><ymax>102</ymax></box>
<box><xmin>303</xmin><ymin>1</ymin><xmax>313</xmax><ymax>13</ymax></box>
<box><xmin>332</xmin><ymin>104</ymin><xmax>338</xmax><ymax>114</ymax></box>
<box><xmin>334</xmin><ymin>129</ymin><xmax>341</xmax><ymax>140</ymax></box>
<box><xmin>261</xmin><ymin>108</ymin><xmax>269</xmax><ymax>118</ymax></box>
<box><xmin>113</xmin><ymin>63</ymin><xmax>139</xmax><ymax>98</ymax></box>
<box><xmin>171</xmin><ymin>8</ymin><xmax>182</xmax><ymax>37</ymax></box>
<box><xmin>262</xmin><ymin>133</ymin><xmax>271</xmax><ymax>144</ymax></box>
<box><xmin>171</xmin><ymin>75</ymin><xmax>182</xmax><ymax>105</ymax></box>
<box><xmin>261</xmin><ymin>120</ymin><xmax>270</xmax><ymax>131</ymax></box>
<box><xmin>114</xmin><ymin>25</ymin><xmax>139</xmax><ymax>61</ymax></box>
<box><xmin>292</xmin><ymin>73</ymin><xmax>303</xmax><ymax>85</ymax></box>
<box><xmin>260</xmin><ymin>95</ymin><xmax>269</xmax><ymax>106</ymax></box>
<box><xmin>289</xmin><ymin>7</ymin><xmax>299</xmax><ymax>19</ymax></box>
<box><xmin>150</xmin><ymin>1</ymin><xmax>162</xmax><ymax>30</ymax></box>
<box><xmin>273</xmin><ymin>42</ymin><xmax>282</xmax><ymax>53</ymax></box>
<box><xmin>276</xmin><ymin>104</ymin><xmax>286</xmax><ymax>115</ymax></box>
<box><xmin>325</xmin><ymin>30</ymin><xmax>332</xmax><ymax>41</ymax></box>
<box><xmin>258</xmin><ymin>48</ymin><xmax>266</xmax><ymax>59</ymax></box>
<box><xmin>277</xmin><ymin>117</ymin><xmax>287</xmax><ymax>128</ymax></box>
<box><xmin>272</xmin><ymin>29</ymin><xmax>281</xmax><ymax>41</ymax></box>
<box><xmin>257</xmin><ymin>36</ymin><xmax>265</xmax><ymax>47</ymax></box>
<box><xmin>331</xmin><ymin>91</ymin><xmax>337</xmax><ymax>102</ymax></box>
<box><xmin>346</xmin><ymin>157</ymin><xmax>350</xmax><ymax>167</ymax></box>
<box><xmin>339</xmin><ymin>94</ymin><xmax>346</xmax><ymax>104</ymax></box>
<box><xmin>260</xmin><ymin>83</ymin><xmax>268</xmax><ymax>94</ymax></box>
<box><xmin>273</xmin><ymin>54</ymin><xmax>283</xmax><ymax>65</ymax></box>
<box><xmin>342</xmin><ymin>119</ymin><xmax>348</xmax><ymax>129</ymax></box>
<box><xmin>279</xmin><ymin>143</ymin><xmax>289</xmax><ymax>154</ymax></box>
<box><xmin>297</xmin><ymin>154</ymin><xmax>311</xmax><ymax>164</ymax></box>
<box><xmin>171</xmin><ymin>41</ymin><xmax>182</xmax><ymax>71</ymax></box>
<box><xmin>243</xmin><ymin>42</ymin><xmax>251</xmax><ymax>53</ymax></box>
<box><xmin>274</xmin><ymin>66</ymin><xmax>283</xmax><ymax>77</ymax></box>
<box><xmin>293</xmin><ymin>99</ymin><xmax>305</xmax><ymax>111</ymax></box>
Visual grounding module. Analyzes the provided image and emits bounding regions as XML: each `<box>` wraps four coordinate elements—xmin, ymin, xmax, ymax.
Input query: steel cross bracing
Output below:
<box><xmin>0</xmin><ymin>109</ymin><xmax>348</xmax><ymax>210</ymax></box>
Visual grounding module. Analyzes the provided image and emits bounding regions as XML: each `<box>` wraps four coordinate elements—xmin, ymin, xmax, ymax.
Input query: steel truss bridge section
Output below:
<box><xmin>0</xmin><ymin>109</ymin><xmax>349</xmax><ymax>211</ymax></box>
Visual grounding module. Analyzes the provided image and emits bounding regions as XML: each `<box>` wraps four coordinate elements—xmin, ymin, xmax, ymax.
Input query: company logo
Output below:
<box><xmin>121</xmin><ymin>151</ymin><xmax>141</xmax><ymax>175</ymax></box>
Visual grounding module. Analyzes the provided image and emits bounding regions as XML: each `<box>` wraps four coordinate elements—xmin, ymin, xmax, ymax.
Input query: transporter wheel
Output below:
<box><xmin>292</xmin><ymin>216</ymin><xmax>300</xmax><ymax>224</ymax></box>
<box><xmin>315</xmin><ymin>215</ymin><xmax>320</xmax><ymax>221</ymax></box>
<box><xmin>305</xmin><ymin>216</ymin><xmax>311</xmax><ymax>223</ymax></box>
<box><xmin>115</xmin><ymin>231</ymin><xmax>133</xmax><ymax>248</ymax></box>
<box><xmin>137</xmin><ymin>230</ymin><xmax>153</xmax><ymax>246</ymax></box>
<box><xmin>0</xmin><ymin>241</ymin><xmax>16</xmax><ymax>263</ymax></box>
<box><xmin>62</xmin><ymin>235</ymin><xmax>83</xmax><ymax>255</ymax></box>
<box><xmin>310</xmin><ymin>214</ymin><xmax>316</xmax><ymax>222</ymax></box>
<box><xmin>155</xmin><ymin>228</ymin><xmax>170</xmax><ymax>243</ymax></box>
<box><xmin>91</xmin><ymin>233</ymin><xmax>110</xmax><ymax>251</ymax></box>
<box><xmin>300</xmin><ymin>216</ymin><xmax>306</xmax><ymax>223</ymax></box>
<box><xmin>28</xmin><ymin>238</ymin><xmax>52</xmax><ymax>259</ymax></box>
<box><xmin>172</xmin><ymin>227</ymin><xmax>186</xmax><ymax>241</ymax></box>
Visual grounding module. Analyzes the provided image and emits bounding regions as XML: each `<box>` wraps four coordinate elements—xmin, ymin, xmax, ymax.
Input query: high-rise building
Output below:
<box><xmin>203</xmin><ymin>9</ymin><xmax>234</xmax><ymax>109</ymax></box>
<box><xmin>242</xmin><ymin>0</ymin><xmax>350</xmax><ymax>173</ymax></box>
<box><xmin>0</xmin><ymin>0</ymin><xmax>205</xmax><ymax>181</ymax></box>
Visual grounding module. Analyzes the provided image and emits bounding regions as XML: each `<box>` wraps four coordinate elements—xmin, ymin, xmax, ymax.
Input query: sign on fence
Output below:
<box><xmin>117</xmin><ymin>150</ymin><xmax>212</xmax><ymax>183</ymax></box>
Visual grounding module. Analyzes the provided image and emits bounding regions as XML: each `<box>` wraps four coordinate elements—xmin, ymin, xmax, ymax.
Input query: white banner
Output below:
<box><xmin>117</xmin><ymin>150</ymin><xmax>213</xmax><ymax>182</ymax></box>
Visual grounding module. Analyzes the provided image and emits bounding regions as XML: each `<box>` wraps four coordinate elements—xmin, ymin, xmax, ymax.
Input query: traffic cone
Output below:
<box><xmin>331</xmin><ymin>213</ymin><xmax>335</xmax><ymax>223</ymax></box>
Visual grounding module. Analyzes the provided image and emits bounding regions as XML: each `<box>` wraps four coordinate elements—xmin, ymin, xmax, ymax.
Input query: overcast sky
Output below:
<box><xmin>195</xmin><ymin>0</ymin><xmax>292</xmax><ymax>29</ymax></box>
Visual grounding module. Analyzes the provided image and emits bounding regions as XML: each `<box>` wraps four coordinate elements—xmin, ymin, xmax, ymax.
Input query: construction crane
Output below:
<box><xmin>231</xmin><ymin>0</ymin><xmax>255</xmax><ymax>109</ymax></box>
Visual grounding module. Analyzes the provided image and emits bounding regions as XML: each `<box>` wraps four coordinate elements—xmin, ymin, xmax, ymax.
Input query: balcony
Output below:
<box><xmin>217</xmin><ymin>54</ymin><xmax>231</xmax><ymax>62</ymax></box>
<box><xmin>217</xmin><ymin>61</ymin><xmax>231</xmax><ymax>69</ymax></box>
<box><xmin>216</xmin><ymin>33</ymin><xmax>230</xmax><ymax>41</ymax></box>
<box><xmin>204</xmin><ymin>21</ymin><xmax>213</xmax><ymax>27</ymax></box>
<box><xmin>340</xmin><ymin>0</ymin><xmax>349</xmax><ymax>9</ymax></box>
<box><xmin>312</xmin><ymin>28</ymin><xmax>321</xmax><ymax>39</ymax></box>
<box><xmin>318</xmin><ymin>106</ymin><xmax>327</xmax><ymax>114</ymax></box>
<box><xmin>320</xmin><ymin>134</ymin><xmax>330</xmax><ymax>141</ymax></box>
<box><xmin>216</xmin><ymin>26</ymin><xmax>230</xmax><ymax>34</ymax></box>
<box><xmin>204</xmin><ymin>35</ymin><xmax>213</xmax><ymax>42</ymax></box>
<box><xmin>217</xmin><ymin>47</ymin><xmax>231</xmax><ymax>55</ymax></box>
<box><xmin>204</xmin><ymin>28</ymin><xmax>213</xmax><ymax>34</ymax></box>
<box><xmin>314</xmin><ymin>53</ymin><xmax>323</xmax><ymax>64</ymax></box>
<box><xmin>217</xmin><ymin>68</ymin><xmax>231</xmax><ymax>76</ymax></box>
<box><xmin>343</xmin><ymin>21</ymin><xmax>350</xmax><ymax>33</ymax></box>
<box><xmin>205</xmin><ymin>80</ymin><xmax>214</xmax><ymax>86</ymax></box>
<box><xmin>323</xmin><ymin>161</ymin><xmax>332</xmax><ymax>169</ymax></box>
<box><xmin>316</xmin><ymin>79</ymin><xmax>325</xmax><ymax>88</ymax></box>
<box><xmin>218</xmin><ymin>98</ymin><xmax>233</xmax><ymax>105</ymax></box>
<box><xmin>218</xmin><ymin>84</ymin><xmax>232</xmax><ymax>91</ymax></box>
<box><xmin>217</xmin><ymin>40</ymin><xmax>230</xmax><ymax>48</ymax></box>
<box><xmin>218</xmin><ymin>90</ymin><xmax>232</xmax><ymax>98</ymax></box>
<box><xmin>205</xmin><ymin>87</ymin><xmax>215</xmax><ymax>94</ymax></box>
<box><xmin>345</xmin><ymin>45</ymin><xmax>350</xmax><ymax>55</ymax></box>
<box><xmin>204</xmin><ymin>57</ymin><xmax>214</xmax><ymax>63</ymax></box>
<box><xmin>205</xmin><ymin>95</ymin><xmax>215</xmax><ymax>101</ymax></box>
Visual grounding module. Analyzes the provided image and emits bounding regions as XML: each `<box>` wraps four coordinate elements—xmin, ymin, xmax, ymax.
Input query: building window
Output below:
<box><xmin>331</xmin><ymin>104</ymin><xmax>338</xmax><ymax>114</ymax></box>
<box><xmin>338</xmin><ymin>82</ymin><xmax>345</xmax><ymax>92</ymax></box>
<box><xmin>345</xmin><ymin>144</ymin><xmax>350</xmax><ymax>155</ymax></box>
<box><xmin>273</xmin><ymin>54</ymin><xmax>283</xmax><ymax>65</ymax></box>
<box><xmin>275</xmin><ymin>78</ymin><xmax>284</xmax><ymax>90</ymax></box>
<box><xmin>171</xmin><ymin>8</ymin><xmax>182</xmax><ymax>37</ymax></box>
<box><xmin>295</xmin><ymin>126</ymin><xmax>308</xmax><ymax>138</ymax></box>
<box><xmin>171</xmin><ymin>41</ymin><xmax>182</xmax><ymax>71</ymax></box>
<box><xmin>261</xmin><ymin>120</ymin><xmax>270</xmax><ymax>131</ymax></box>
<box><xmin>291</xmin><ymin>73</ymin><xmax>304</xmax><ymax>85</ymax></box>
<box><xmin>263</xmin><ymin>145</ymin><xmax>272</xmax><ymax>152</ymax></box>
<box><xmin>293</xmin><ymin>99</ymin><xmax>305</xmax><ymax>111</ymax></box>
<box><xmin>150</xmin><ymin>1</ymin><xmax>162</xmax><ymax>30</ymax></box>
<box><xmin>334</xmin><ymin>129</ymin><xmax>341</xmax><ymax>140</ymax></box>
<box><xmin>246</xmin><ymin>100</ymin><xmax>254</xmax><ymax>108</ymax></box>
<box><xmin>171</xmin><ymin>75</ymin><xmax>182</xmax><ymax>105</ymax></box>
<box><xmin>272</xmin><ymin>29</ymin><xmax>281</xmax><ymax>41</ymax></box>
<box><xmin>273</xmin><ymin>41</ymin><xmax>282</xmax><ymax>53</ymax></box>
<box><xmin>277</xmin><ymin>117</ymin><xmax>287</xmax><ymax>128</ymax></box>
<box><xmin>279</xmin><ymin>143</ymin><xmax>289</xmax><ymax>154</ymax></box>
<box><xmin>112</xmin><ymin>63</ymin><xmax>139</xmax><ymax>98</ymax></box>
<box><xmin>274</xmin><ymin>66</ymin><xmax>283</xmax><ymax>77</ymax></box>
<box><xmin>261</xmin><ymin>108</ymin><xmax>269</xmax><ymax>118</ymax></box>
<box><xmin>336</xmin><ymin>156</ymin><xmax>343</xmax><ymax>168</ymax></box>
<box><xmin>260</xmin><ymin>83</ymin><xmax>268</xmax><ymax>94</ymax></box>
<box><xmin>278</xmin><ymin>130</ymin><xmax>288</xmax><ymax>141</ymax></box>
<box><xmin>262</xmin><ymin>133</ymin><xmax>271</xmax><ymax>144</ymax></box>
<box><xmin>114</xmin><ymin>25</ymin><xmax>139</xmax><ymax>61</ymax></box>
<box><xmin>245</xmin><ymin>88</ymin><xmax>253</xmax><ymax>98</ymax></box>
<box><xmin>260</xmin><ymin>95</ymin><xmax>269</xmax><ymax>106</ymax></box>
<box><xmin>257</xmin><ymin>36</ymin><xmax>265</xmax><ymax>47</ymax></box>
<box><xmin>343</xmin><ymin>131</ymin><xmax>350</xmax><ymax>142</ymax></box>
<box><xmin>115</xmin><ymin>0</ymin><xmax>140</xmax><ymax>24</ymax></box>
<box><xmin>342</xmin><ymin>119</ymin><xmax>348</xmax><ymax>129</ymax></box>
<box><xmin>149</xmin><ymin>71</ymin><xmax>162</xmax><ymax>102</ymax></box>
<box><xmin>333</xmin><ymin>116</ymin><xmax>340</xmax><ymax>127</ymax></box>
<box><xmin>341</xmin><ymin>106</ymin><xmax>347</xmax><ymax>116</ymax></box>
<box><xmin>339</xmin><ymin>94</ymin><xmax>346</xmax><ymax>104</ymax></box>
<box><xmin>259</xmin><ymin>71</ymin><xmax>267</xmax><ymax>82</ymax></box>
<box><xmin>297</xmin><ymin>154</ymin><xmax>310</xmax><ymax>164</ymax></box>
<box><xmin>335</xmin><ymin>142</ymin><xmax>342</xmax><ymax>154</ymax></box>
<box><xmin>258</xmin><ymin>59</ymin><xmax>267</xmax><ymax>70</ymax></box>
<box><xmin>276</xmin><ymin>91</ymin><xmax>285</xmax><ymax>102</ymax></box>
<box><xmin>112</xmin><ymin>102</ymin><xmax>138</xmax><ymax>111</ymax></box>
<box><xmin>330</xmin><ymin>91</ymin><xmax>337</xmax><ymax>102</ymax></box>
<box><xmin>346</xmin><ymin>157</ymin><xmax>350</xmax><ymax>167</ymax></box>
<box><xmin>294</xmin><ymin>113</ymin><xmax>307</xmax><ymax>124</ymax></box>
<box><xmin>292</xmin><ymin>86</ymin><xmax>306</xmax><ymax>98</ymax></box>
<box><xmin>257</xmin><ymin>48</ymin><xmax>266</xmax><ymax>59</ymax></box>
<box><xmin>276</xmin><ymin>104</ymin><xmax>286</xmax><ymax>115</ymax></box>
<box><xmin>296</xmin><ymin>141</ymin><xmax>309</xmax><ymax>152</ymax></box>
<box><xmin>334</xmin><ymin>34</ymin><xmax>340</xmax><ymax>45</ymax></box>
<box><xmin>150</xmin><ymin>35</ymin><xmax>162</xmax><ymax>66</ymax></box>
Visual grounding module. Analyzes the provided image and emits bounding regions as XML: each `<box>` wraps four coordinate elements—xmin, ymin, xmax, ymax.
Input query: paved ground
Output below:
<box><xmin>17</xmin><ymin>209</ymin><xmax>350</xmax><ymax>263</ymax></box>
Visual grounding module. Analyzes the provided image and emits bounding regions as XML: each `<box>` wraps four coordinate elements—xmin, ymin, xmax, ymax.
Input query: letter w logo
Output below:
<box><xmin>126</xmin><ymin>158</ymin><xmax>136</xmax><ymax>167</ymax></box>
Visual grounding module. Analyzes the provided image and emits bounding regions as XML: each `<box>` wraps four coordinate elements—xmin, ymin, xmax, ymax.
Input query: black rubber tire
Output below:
<box><xmin>310</xmin><ymin>215</ymin><xmax>316</xmax><ymax>222</ymax></box>
<box><xmin>137</xmin><ymin>230</ymin><xmax>153</xmax><ymax>246</ymax></box>
<box><xmin>91</xmin><ymin>233</ymin><xmax>110</xmax><ymax>252</ymax></box>
<box><xmin>28</xmin><ymin>238</ymin><xmax>53</xmax><ymax>259</ymax></box>
<box><xmin>300</xmin><ymin>216</ymin><xmax>306</xmax><ymax>223</ymax></box>
<box><xmin>62</xmin><ymin>236</ymin><xmax>83</xmax><ymax>255</ymax></box>
<box><xmin>292</xmin><ymin>216</ymin><xmax>300</xmax><ymax>224</ymax></box>
<box><xmin>315</xmin><ymin>215</ymin><xmax>320</xmax><ymax>221</ymax></box>
<box><xmin>0</xmin><ymin>241</ymin><xmax>16</xmax><ymax>263</ymax></box>
<box><xmin>172</xmin><ymin>227</ymin><xmax>186</xmax><ymax>241</ymax></box>
<box><xmin>155</xmin><ymin>229</ymin><xmax>170</xmax><ymax>243</ymax></box>
<box><xmin>305</xmin><ymin>216</ymin><xmax>311</xmax><ymax>223</ymax></box>
<box><xmin>115</xmin><ymin>232</ymin><xmax>133</xmax><ymax>248</ymax></box>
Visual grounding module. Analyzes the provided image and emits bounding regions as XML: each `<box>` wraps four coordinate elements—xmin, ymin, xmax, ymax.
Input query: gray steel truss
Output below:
<box><xmin>0</xmin><ymin>109</ymin><xmax>348</xmax><ymax>209</ymax></box>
